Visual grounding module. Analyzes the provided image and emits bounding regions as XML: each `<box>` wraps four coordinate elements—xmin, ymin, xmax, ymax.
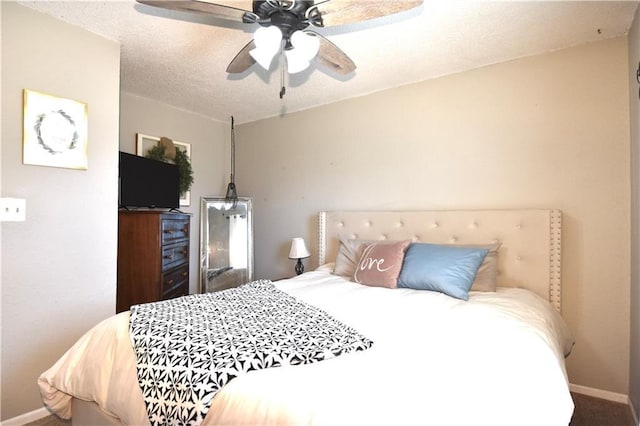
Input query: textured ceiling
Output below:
<box><xmin>18</xmin><ymin>0</ymin><xmax>640</xmax><ymax>124</ymax></box>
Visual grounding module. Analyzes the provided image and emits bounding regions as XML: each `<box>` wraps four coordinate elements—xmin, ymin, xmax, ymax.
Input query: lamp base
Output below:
<box><xmin>295</xmin><ymin>258</ymin><xmax>304</xmax><ymax>275</ymax></box>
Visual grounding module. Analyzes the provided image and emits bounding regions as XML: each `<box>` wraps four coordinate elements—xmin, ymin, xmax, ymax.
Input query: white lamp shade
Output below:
<box><xmin>285</xmin><ymin>31</ymin><xmax>320</xmax><ymax>74</ymax></box>
<box><xmin>288</xmin><ymin>237</ymin><xmax>310</xmax><ymax>259</ymax></box>
<box><xmin>250</xmin><ymin>26</ymin><xmax>283</xmax><ymax>69</ymax></box>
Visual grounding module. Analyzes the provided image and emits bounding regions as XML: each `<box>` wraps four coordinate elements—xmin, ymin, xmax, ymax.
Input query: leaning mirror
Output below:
<box><xmin>200</xmin><ymin>197</ymin><xmax>253</xmax><ymax>293</ymax></box>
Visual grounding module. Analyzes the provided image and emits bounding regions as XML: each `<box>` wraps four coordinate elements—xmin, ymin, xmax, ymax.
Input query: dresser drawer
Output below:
<box><xmin>162</xmin><ymin>241</ymin><xmax>189</xmax><ymax>271</ymax></box>
<box><xmin>162</xmin><ymin>264</ymin><xmax>189</xmax><ymax>298</ymax></box>
<box><xmin>161</xmin><ymin>218</ymin><xmax>190</xmax><ymax>245</ymax></box>
<box><xmin>117</xmin><ymin>211</ymin><xmax>192</xmax><ymax>314</ymax></box>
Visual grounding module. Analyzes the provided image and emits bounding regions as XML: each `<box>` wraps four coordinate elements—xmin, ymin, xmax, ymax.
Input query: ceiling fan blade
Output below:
<box><xmin>310</xmin><ymin>0</ymin><xmax>422</xmax><ymax>27</ymax></box>
<box><xmin>136</xmin><ymin>0</ymin><xmax>252</xmax><ymax>22</ymax></box>
<box><xmin>314</xmin><ymin>33</ymin><xmax>356</xmax><ymax>75</ymax></box>
<box><xmin>226</xmin><ymin>40</ymin><xmax>257</xmax><ymax>73</ymax></box>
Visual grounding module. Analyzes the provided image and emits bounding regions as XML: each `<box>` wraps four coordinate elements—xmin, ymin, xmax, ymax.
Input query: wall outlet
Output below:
<box><xmin>0</xmin><ymin>198</ymin><xmax>26</xmax><ymax>222</ymax></box>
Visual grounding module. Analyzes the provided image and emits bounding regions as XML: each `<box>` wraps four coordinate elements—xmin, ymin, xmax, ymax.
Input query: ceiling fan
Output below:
<box><xmin>136</xmin><ymin>0</ymin><xmax>423</xmax><ymax>97</ymax></box>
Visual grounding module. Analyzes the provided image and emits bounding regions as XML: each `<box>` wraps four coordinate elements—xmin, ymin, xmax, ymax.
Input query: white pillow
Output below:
<box><xmin>333</xmin><ymin>237</ymin><xmax>373</xmax><ymax>277</ymax></box>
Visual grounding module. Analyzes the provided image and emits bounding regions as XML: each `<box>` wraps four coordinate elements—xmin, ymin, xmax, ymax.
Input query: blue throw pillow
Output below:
<box><xmin>397</xmin><ymin>243</ymin><xmax>489</xmax><ymax>300</ymax></box>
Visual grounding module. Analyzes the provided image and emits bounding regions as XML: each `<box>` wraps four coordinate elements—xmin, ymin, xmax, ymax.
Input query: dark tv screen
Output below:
<box><xmin>119</xmin><ymin>151</ymin><xmax>180</xmax><ymax>209</ymax></box>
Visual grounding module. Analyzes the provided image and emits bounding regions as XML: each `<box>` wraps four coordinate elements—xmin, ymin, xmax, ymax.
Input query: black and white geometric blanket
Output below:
<box><xmin>129</xmin><ymin>280</ymin><xmax>373</xmax><ymax>426</ymax></box>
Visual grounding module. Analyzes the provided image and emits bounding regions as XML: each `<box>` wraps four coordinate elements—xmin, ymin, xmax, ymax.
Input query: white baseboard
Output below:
<box><xmin>570</xmin><ymin>383</ymin><xmax>629</xmax><ymax>404</ymax></box>
<box><xmin>1</xmin><ymin>407</ymin><xmax>51</xmax><ymax>425</ymax></box>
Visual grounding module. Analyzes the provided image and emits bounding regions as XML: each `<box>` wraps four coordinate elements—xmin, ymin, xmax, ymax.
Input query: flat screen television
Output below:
<box><xmin>118</xmin><ymin>151</ymin><xmax>180</xmax><ymax>209</ymax></box>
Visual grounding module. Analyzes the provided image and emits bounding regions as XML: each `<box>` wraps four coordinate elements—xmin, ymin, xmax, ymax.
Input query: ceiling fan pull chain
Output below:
<box><xmin>280</xmin><ymin>46</ymin><xmax>286</xmax><ymax>98</ymax></box>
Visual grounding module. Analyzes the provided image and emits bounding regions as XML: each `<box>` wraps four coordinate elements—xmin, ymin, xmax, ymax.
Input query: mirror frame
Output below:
<box><xmin>199</xmin><ymin>196</ymin><xmax>254</xmax><ymax>293</ymax></box>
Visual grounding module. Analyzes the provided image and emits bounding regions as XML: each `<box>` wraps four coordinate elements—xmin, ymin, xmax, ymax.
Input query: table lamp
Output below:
<box><xmin>288</xmin><ymin>237</ymin><xmax>310</xmax><ymax>275</ymax></box>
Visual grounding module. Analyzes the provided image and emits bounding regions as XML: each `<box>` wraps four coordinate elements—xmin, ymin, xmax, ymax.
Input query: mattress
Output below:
<box><xmin>38</xmin><ymin>266</ymin><xmax>574</xmax><ymax>425</ymax></box>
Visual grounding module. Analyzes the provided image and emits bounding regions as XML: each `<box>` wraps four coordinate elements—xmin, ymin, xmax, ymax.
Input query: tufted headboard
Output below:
<box><xmin>318</xmin><ymin>209</ymin><xmax>562</xmax><ymax>312</ymax></box>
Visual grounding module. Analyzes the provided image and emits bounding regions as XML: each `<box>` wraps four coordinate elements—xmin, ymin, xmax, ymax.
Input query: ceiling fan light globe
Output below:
<box><xmin>253</xmin><ymin>25</ymin><xmax>283</xmax><ymax>49</ymax></box>
<box><xmin>285</xmin><ymin>50</ymin><xmax>311</xmax><ymax>74</ymax></box>
<box><xmin>250</xmin><ymin>25</ymin><xmax>282</xmax><ymax>69</ymax></box>
<box><xmin>290</xmin><ymin>30</ymin><xmax>320</xmax><ymax>61</ymax></box>
<box><xmin>250</xmin><ymin>47</ymin><xmax>277</xmax><ymax>70</ymax></box>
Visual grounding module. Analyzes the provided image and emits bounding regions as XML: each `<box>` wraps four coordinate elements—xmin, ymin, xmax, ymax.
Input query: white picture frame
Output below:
<box><xmin>23</xmin><ymin>89</ymin><xmax>88</xmax><ymax>170</ymax></box>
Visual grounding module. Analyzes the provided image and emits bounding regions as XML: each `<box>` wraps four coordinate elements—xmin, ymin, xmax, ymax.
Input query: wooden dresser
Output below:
<box><xmin>116</xmin><ymin>211</ymin><xmax>191</xmax><ymax>313</ymax></box>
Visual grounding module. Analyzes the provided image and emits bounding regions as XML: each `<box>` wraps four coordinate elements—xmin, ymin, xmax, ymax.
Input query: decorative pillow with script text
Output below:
<box><xmin>353</xmin><ymin>240</ymin><xmax>411</xmax><ymax>288</ymax></box>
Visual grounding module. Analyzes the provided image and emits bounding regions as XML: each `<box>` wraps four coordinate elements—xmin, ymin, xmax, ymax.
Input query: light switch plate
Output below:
<box><xmin>0</xmin><ymin>198</ymin><xmax>26</xmax><ymax>222</ymax></box>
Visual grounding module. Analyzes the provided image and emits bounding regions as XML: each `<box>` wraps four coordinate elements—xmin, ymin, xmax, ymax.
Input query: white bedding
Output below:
<box><xmin>38</xmin><ymin>268</ymin><xmax>574</xmax><ymax>425</ymax></box>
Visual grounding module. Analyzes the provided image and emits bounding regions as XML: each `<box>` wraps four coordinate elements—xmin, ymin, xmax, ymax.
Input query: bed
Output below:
<box><xmin>38</xmin><ymin>209</ymin><xmax>574</xmax><ymax>425</ymax></box>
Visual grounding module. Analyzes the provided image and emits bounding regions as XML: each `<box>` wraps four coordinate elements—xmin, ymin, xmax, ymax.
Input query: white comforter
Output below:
<box><xmin>38</xmin><ymin>268</ymin><xmax>574</xmax><ymax>425</ymax></box>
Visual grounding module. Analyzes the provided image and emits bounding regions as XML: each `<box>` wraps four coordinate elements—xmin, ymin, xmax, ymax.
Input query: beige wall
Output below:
<box><xmin>1</xmin><ymin>2</ymin><xmax>121</xmax><ymax>419</ymax></box>
<box><xmin>0</xmin><ymin>6</ymin><xmax>228</xmax><ymax>419</ymax></box>
<box><xmin>628</xmin><ymin>4</ymin><xmax>640</xmax><ymax>417</ymax></box>
<box><xmin>238</xmin><ymin>37</ymin><xmax>631</xmax><ymax>394</ymax></box>
<box><xmin>119</xmin><ymin>92</ymin><xmax>230</xmax><ymax>294</ymax></box>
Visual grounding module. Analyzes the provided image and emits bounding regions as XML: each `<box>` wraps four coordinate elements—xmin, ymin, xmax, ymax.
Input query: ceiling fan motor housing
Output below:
<box><xmin>252</xmin><ymin>0</ymin><xmax>316</xmax><ymax>48</ymax></box>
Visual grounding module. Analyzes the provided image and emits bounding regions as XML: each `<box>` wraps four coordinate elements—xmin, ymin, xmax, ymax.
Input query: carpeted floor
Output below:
<box><xmin>570</xmin><ymin>392</ymin><xmax>635</xmax><ymax>426</ymax></box>
<box><xmin>24</xmin><ymin>415</ymin><xmax>69</xmax><ymax>425</ymax></box>
<box><xmin>25</xmin><ymin>392</ymin><xmax>636</xmax><ymax>426</ymax></box>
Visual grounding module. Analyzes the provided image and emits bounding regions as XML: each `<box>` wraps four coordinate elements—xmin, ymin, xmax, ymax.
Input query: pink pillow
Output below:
<box><xmin>353</xmin><ymin>240</ymin><xmax>411</xmax><ymax>288</ymax></box>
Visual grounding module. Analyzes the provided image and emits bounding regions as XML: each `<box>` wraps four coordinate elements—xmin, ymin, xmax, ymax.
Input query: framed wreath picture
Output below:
<box><xmin>136</xmin><ymin>133</ymin><xmax>193</xmax><ymax>206</ymax></box>
<box><xmin>23</xmin><ymin>89</ymin><xmax>88</xmax><ymax>170</ymax></box>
